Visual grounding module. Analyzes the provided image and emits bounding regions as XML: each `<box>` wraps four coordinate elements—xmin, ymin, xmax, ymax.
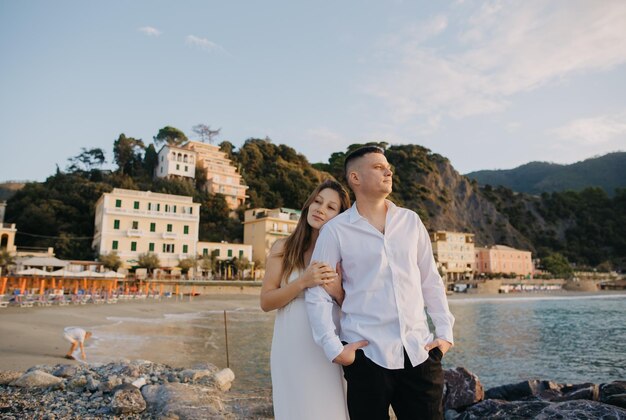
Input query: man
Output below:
<box><xmin>305</xmin><ymin>146</ymin><xmax>455</xmax><ymax>419</ymax></box>
<box><xmin>63</xmin><ymin>327</ymin><xmax>92</xmax><ymax>360</ymax></box>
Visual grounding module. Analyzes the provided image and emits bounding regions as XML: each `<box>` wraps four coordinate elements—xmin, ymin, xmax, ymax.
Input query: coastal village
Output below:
<box><xmin>0</xmin><ymin>140</ymin><xmax>620</xmax><ymax>304</ymax></box>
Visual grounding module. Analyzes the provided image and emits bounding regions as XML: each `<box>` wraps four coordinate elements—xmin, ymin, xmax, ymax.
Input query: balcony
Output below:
<box><xmin>162</xmin><ymin>232</ymin><xmax>178</xmax><ymax>239</ymax></box>
<box><xmin>126</xmin><ymin>229</ymin><xmax>144</xmax><ymax>237</ymax></box>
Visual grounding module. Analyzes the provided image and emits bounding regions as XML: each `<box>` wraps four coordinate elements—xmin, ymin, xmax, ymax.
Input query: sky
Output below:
<box><xmin>1</xmin><ymin>0</ymin><xmax>625</xmax><ymax>182</ymax></box>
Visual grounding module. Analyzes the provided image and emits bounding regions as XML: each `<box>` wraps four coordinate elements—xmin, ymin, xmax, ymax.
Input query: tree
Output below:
<box><xmin>232</xmin><ymin>256</ymin><xmax>251</xmax><ymax>279</ymax></box>
<box><xmin>198</xmin><ymin>254</ymin><xmax>215</xmax><ymax>277</ymax></box>
<box><xmin>178</xmin><ymin>257</ymin><xmax>195</xmax><ymax>277</ymax></box>
<box><xmin>192</xmin><ymin>124</ymin><xmax>221</xmax><ymax>144</ymax></box>
<box><xmin>113</xmin><ymin>134</ymin><xmax>145</xmax><ymax>175</ymax></box>
<box><xmin>542</xmin><ymin>253</ymin><xmax>574</xmax><ymax>279</ymax></box>
<box><xmin>137</xmin><ymin>252</ymin><xmax>160</xmax><ymax>276</ymax></box>
<box><xmin>98</xmin><ymin>252</ymin><xmax>122</xmax><ymax>271</ymax></box>
<box><xmin>67</xmin><ymin>148</ymin><xmax>106</xmax><ymax>172</ymax></box>
<box><xmin>153</xmin><ymin>126</ymin><xmax>188</xmax><ymax>147</ymax></box>
<box><xmin>0</xmin><ymin>250</ymin><xmax>15</xmax><ymax>275</ymax></box>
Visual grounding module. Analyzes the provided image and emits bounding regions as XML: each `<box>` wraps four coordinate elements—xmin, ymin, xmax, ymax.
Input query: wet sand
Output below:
<box><xmin>0</xmin><ymin>294</ymin><xmax>263</xmax><ymax>372</ymax></box>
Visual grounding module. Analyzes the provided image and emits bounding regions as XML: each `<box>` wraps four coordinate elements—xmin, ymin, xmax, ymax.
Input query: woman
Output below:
<box><xmin>261</xmin><ymin>179</ymin><xmax>351</xmax><ymax>420</ymax></box>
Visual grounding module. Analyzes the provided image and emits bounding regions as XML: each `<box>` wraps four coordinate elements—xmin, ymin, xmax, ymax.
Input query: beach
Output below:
<box><xmin>1</xmin><ymin>290</ymin><xmax>625</xmax><ymax>395</ymax></box>
<box><xmin>0</xmin><ymin>294</ymin><xmax>265</xmax><ymax>374</ymax></box>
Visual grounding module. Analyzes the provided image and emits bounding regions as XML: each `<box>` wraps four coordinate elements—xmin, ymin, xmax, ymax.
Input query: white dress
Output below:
<box><xmin>270</xmin><ymin>270</ymin><xmax>349</xmax><ymax>420</ymax></box>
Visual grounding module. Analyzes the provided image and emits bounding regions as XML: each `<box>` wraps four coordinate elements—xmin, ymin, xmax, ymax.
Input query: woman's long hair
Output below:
<box><xmin>280</xmin><ymin>179</ymin><xmax>351</xmax><ymax>284</ymax></box>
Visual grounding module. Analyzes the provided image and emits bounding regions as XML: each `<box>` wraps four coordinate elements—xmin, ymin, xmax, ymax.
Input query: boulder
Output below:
<box><xmin>444</xmin><ymin>367</ymin><xmax>484</xmax><ymax>410</ymax></box>
<box><xmin>98</xmin><ymin>375</ymin><xmax>122</xmax><ymax>393</ymax></box>
<box><xmin>110</xmin><ymin>387</ymin><xmax>147</xmax><ymax>414</ymax></box>
<box><xmin>455</xmin><ymin>398</ymin><xmax>626</xmax><ymax>419</ymax></box>
<box><xmin>553</xmin><ymin>383</ymin><xmax>600</xmax><ymax>402</ymax></box>
<box><xmin>600</xmin><ymin>381</ymin><xmax>626</xmax><ymax>408</ymax></box>
<box><xmin>10</xmin><ymin>370</ymin><xmax>63</xmax><ymax>388</ymax></box>
<box><xmin>0</xmin><ymin>371</ymin><xmax>23</xmax><ymax>385</ymax></box>
<box><xmin>538</xmin><ymin>400</ymin><xmax>626</xmax><ymax>418</ymax></box>
<box><xmin>212</xmin><ymin>368</ymin><xmax>235</xmax><ymax>392</ymax></box>
<box><xmin>456</xmin><ymin>399</ymin><xmax>551</xmax><ymax>419</ymax></box>
<box><xmin>142</xmin><ymin>382</ymin><xmax>224</xmax><ymax>419</ymax></box>
<box><xmin>52</xmin><ymin>365</ymin><xmax>79</xmax><ymax>378</ymax></box>
<box><xmin>485</xmin><ymin>380</ymin><xmax>561</xmax><ymax>401</ymax></box>
<box><xmin>67</xmin><ymin>375</ymin><xmax>88</xmax><ymax>390</ymax></box>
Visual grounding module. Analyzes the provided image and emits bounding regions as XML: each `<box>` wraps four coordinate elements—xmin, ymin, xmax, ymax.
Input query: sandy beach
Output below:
<box><xmin>0</xmin><ymin>294</ymin><xmax>265</xmax><ymax>372</ymax></box>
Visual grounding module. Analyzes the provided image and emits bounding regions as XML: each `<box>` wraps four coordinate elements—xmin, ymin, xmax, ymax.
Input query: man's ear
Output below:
<box><xmin>348</xmin><ymin>170</ymin><xmax>359</xmax><ymax>187</ymax></box>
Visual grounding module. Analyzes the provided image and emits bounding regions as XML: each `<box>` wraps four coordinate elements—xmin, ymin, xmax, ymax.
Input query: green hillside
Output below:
<box><xmin>466</xmin><ymin>152</ymin><xmax>626</xmax><ymax>196</ymax></box>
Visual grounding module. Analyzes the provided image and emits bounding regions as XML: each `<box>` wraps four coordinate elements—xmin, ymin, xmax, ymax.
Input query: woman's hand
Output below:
<box><xmin>323</xmin><ymin>262</ymin><xmax>344</xmax><ymax>305</ymax></box>
<box><xmin>300</xmin><ymin>261</ymin><xmax>338</xmax><ymax>289</ymax></box>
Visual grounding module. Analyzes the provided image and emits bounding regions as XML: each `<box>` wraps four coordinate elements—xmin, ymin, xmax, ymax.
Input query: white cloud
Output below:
<box><xmin>185</xmin><ymin>35</ymin><xmax>222</xmax><ymax>52</ymax></box>
<box><xmin>138</xmin><ymin>26</ymin><xmax>161</xmax><ymax>37</ymax></box>
<box><xmin>551</xmin><ymin>112</ymin><xmax>626</xmax><ymax>146</ymax></box>
<box><xmin>299</xmin><ymin>128</ymin><xmax>353</xmax><ymax>163</ymax></box>
<box><xmin>363</xmin><ymin>1</ymin><xmax>626</xmax><ymax>125</ymax></box>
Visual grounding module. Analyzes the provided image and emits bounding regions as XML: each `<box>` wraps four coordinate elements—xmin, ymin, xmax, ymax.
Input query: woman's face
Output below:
<box><xmin>307</xmin><ymin>188</ymin><xmax>342</xmax><ymax>230</ymax></box>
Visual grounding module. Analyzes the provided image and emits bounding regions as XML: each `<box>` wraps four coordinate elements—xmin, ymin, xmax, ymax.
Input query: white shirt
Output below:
<box><xmin>305</xmin><ymin>200</ymin><xmax>455</xmax><ymax>369</ymax></box>
<box><xmin>63</xmin><ymin>327</ymin><xmax>87</xmax><ymax>343</ymax></box>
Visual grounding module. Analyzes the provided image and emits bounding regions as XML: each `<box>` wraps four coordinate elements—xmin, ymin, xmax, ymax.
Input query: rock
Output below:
<box><xmin>444</xmin><ymin>367</ymin><xmax>484</xmax><ymax>410</ymax></box>
<box><xmin>142</xmin><ymin>382</ymin><xmax>224</xmax><ymax>419</ymax></box>
<box><xmin>553</xmin><ymin>383</ymin><xmax>600</xmax><ymax>402</ymax></box>
<box><xmin>604</xmin><ymin>394</ymin><xmax>626</xmax><ymax>410</ymax></box>
<box><xmin>180</xmin><ymin>368</ymin><xmax>214</xmax><ymax>384</ymax></box>
<box><xmin>456</xmin><ymin>399</ymin><xmax>551</xmax><ymax>419</ymax></box>
<box><xmin>601</xmin><ymin>381</ymin><xmax>626</xmax><ymax>407</ymax></box>
<box><xmin>0</xmin><ymin>371</ymin><xmax>23</xmax><ymax>385</ymax></box>
<box><xmin>86</xmin><ymin>375</ymin><xmax>100</xmax><ymax>392</ymax></box>
<box><xmin>538</xmin><ymin>400</ymin><xmax>626</xmax><ymax>419</ymax></box>
<box><xmin>98</xmin><ymin>376</ymin><xmax>122</xmax><ymax>393</ymax></box>
<box><xmin>67</xmin><ymin>375</ymin><xmax>88</xmax><ymax>390</ymax></box>
<box><xmin>122</xmin><ymin>365</ymin><xmax>140</xmax><ymax>378</ymax></box>
<box><xmin>52</xmin><ymin>365</ymin><xmax>78</xmax><ymax>378</ymax></box>
<box><xmin>191</xmin><ymin>362</ymin><xmax>219</xmax><ymax>372</ymax></box>
<box><xmin>213</xmin><ymin>368</ymin><xmax>235</xmax><ymax>392</ymax></box>
<box><xmin>11</xmin><ymin>370</ymin><xmax>64</xmax><ymax>388</ymax></box>
<box><xmin>485</xmin><ymin>379</ymin><xmax>562</xmax><ymax>401</ymax></box>
<box><xmin>455</xmin><ymin>398</ymin><xmax>626</xmax><ymax>419</ymax></box>
<box><xmin>110</xmin><ymin>387</ymin><xmax>146</xmax><ymax>414</ymax></box>
<box><xmin>132</xmin><ymin>377</ymin><xmax>147</xmax><ymax>389</ymax></box>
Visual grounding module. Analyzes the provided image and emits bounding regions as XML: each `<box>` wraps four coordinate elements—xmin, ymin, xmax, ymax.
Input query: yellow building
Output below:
<box><xmin>475</xmin><ymin>245</ymin><xmax>533</xmax><ymax>278</ymax></box>
<box><xmin>430</xmin><ymin>230</ymin><xmax>475</xmax><ymax>282</ymax></box>
<box><xmin>243</xmin><ymin>208</ymin><xmax>300</xmax><ymax>267</ymax></box>
<box><xmin>185</xmin><ymin>141</ymin><xmax>248</xmax><ymax>210</ymax></box>
<box><xmin>0</xmin><ymin>202</ymin><xmax>17</xmax><ymax>255</ymax></box>
<box><xmin>92</xmin><ymin>189</ymin><xmax>201</xmax><ymax>269</ymax></box>
<box><xmin>197</xmin><ymin>241</ymin><xmax>252</xmax><ymax>261</ymax></box>
<box><xmin>155</xmin><ymin>145</ymin><xmax>197</xmax><ymax>180</ymax></box>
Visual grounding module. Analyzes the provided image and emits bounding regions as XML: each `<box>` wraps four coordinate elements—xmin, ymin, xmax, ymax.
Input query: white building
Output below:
<box><xmin>155</xmin><ymin>145</ymin><xmax>197</xmax><ymax>180</ymax></box>
<box><xmin>92</xmin><ymin>189</ymin><xmax>201</xmax><ymax>269</ymax></box>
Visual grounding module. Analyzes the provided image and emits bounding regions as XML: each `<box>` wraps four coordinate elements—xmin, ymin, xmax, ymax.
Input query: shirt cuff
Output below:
<box><xmin>323</xmin><ymin>336</ymin><xmax>345</xmax><ymax>362</ymax></box>
<box><xmin>437</xmin><ymin>329</ymin><xmax>454</xmax><ymax>346</ymax></box>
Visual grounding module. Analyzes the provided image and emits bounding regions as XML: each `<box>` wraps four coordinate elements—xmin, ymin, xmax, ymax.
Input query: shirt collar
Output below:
<box><xmin>349</xmin><ymin>199</ymin><xmax>397</xmax><ymax>224</ymax></box>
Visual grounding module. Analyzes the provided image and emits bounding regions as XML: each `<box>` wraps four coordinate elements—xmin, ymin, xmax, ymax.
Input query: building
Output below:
<box><xmin>154</xmin><ymin>145</ymin><xmax>197</xmax><ymax>180</ymax></box>
<box><xmin>185</xmin><ymin>141</ymin><xmax>248</xmax><ymax>210</ymax></box>
<box><xmin>197</xmin><ymin>241</ymin><xmax>252</xmax><ymax>261</ymax></box>
<box><xmin>475</xmin><ymin>245</ymin><xmax>533</xmax><ymax>278</ymax></box>
<box><xmin>92</xmin><ymin>189</ymin><xmax>201</xmax><ymax>269</ymax></box>
<box><xmin>243</xmin><ymin>208</ymin><xmax>300</xmax><ymax>266</ymax></box>
<box><xmin>430</xmin><ymin>231</ymin><xmax>475</xmax><ymax>282</ymax></box>
<box><xmin>0</xmin><ymin>202</ymin><xmax>17</xmax><ymax>255</ymax></box>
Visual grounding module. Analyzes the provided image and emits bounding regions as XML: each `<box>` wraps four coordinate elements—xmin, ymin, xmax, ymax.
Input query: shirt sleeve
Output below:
<box><xmin>305</xmin><ymin>225</ymin><xmax>344</xmax><ymax>362</ymax></box>
<box><xmin>416</xmin><ymin>219</ymin><xmax>455</xmax><ymax>344</ymax></box>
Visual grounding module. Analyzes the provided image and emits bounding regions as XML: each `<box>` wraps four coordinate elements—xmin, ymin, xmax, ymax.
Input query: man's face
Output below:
<box><xmin>354</xmin><ymin>153</ymin><xmax>393</xmax><ymax>196</ymax></box>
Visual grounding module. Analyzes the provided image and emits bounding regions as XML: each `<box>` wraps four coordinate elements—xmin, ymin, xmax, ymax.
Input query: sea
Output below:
<box><xmin>88</xmin><ymin>292</ymin><xmax>626</xmax><ymax>395</ymax></box>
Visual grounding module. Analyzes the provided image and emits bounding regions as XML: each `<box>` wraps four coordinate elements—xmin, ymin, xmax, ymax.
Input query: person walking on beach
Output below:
<box><xmin>306</xmin><ymin>146</ymin><xmax>455</xmax><ymax>420</ymax></box>
<box><xmin>260</xmin><ymin>180</ymin><xmax>351</xmax><ymax>420</ymax></box>
<box><xmin>63</xmin><ymin>327</ymin><xmax>92</xmax><ymax>361</ymax></box>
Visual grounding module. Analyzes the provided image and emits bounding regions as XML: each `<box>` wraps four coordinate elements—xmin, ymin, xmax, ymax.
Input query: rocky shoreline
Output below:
<box><xmin>0</xmin><ymin>361</ymin><xmax>624</xmax><ymax>419</ymax></box>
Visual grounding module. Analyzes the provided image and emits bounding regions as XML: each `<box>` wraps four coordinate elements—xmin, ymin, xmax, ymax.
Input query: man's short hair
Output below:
<box><xmin>344</xmin><ymin>145</ymin><xmax>385</xmax><ymax>177</ymax></box>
